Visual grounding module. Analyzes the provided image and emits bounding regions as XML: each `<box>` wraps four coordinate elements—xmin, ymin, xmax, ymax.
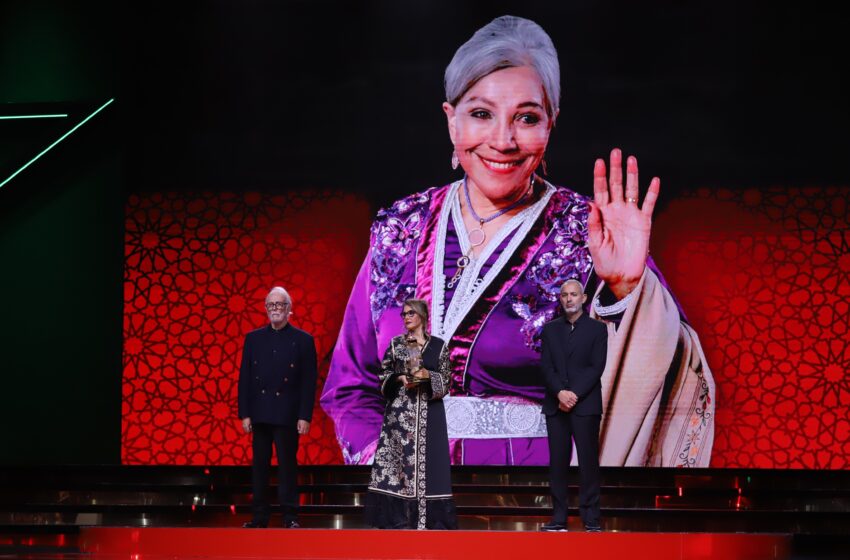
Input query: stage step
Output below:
<box><xmin>2</xmin><ymin>466</ymin><xmax>849</xmax><ymax>535</ymax></box>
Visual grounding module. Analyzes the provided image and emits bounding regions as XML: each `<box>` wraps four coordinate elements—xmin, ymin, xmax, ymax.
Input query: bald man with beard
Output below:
<box><xmin>539</xmin><ymin>279</ymin><xmax>608</xmax><ymax>532</ymax></box>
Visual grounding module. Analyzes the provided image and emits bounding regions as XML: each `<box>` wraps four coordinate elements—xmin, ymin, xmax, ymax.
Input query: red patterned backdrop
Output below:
<box><xmin>122</xmin><ymin>191</ymin><xmax>371</xmax><ymax>465</ymax></box>
<box><xmin>653</xmin><ymin>186</ymin><xmax>850</xmax><ymax>469</ymax></box>
<box><xmin>122</xmin><ymin>186</ymin><xmax>850</xmax><ymax>468</ymax></box>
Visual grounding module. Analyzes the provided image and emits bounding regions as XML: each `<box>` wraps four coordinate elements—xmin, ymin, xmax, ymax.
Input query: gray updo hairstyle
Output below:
<box><xmin>444</xmin><ymin>15</ymin><xmax>560</xmax><ymax>117</ymax></box>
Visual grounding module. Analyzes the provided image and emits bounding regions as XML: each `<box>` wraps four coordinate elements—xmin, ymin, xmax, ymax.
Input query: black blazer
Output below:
<box><xmin>540</xmin><ymin>313</ymin><xmax>608</xmax><ymax>416</ymax></box>
<box><xmin>238</xmin><ymin>323</ymin><xmax>318</xmax><ymax>426</ymax></box>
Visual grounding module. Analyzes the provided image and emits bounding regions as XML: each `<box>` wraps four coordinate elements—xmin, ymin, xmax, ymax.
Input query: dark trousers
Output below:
<box><xmin>251</xmin><ymin>423</ymin><xmax>299</xmax><ymax>523</ymax></box>
<box><xmin>545</xmin><ymin>412</ymin><xmax>601</xmax><ymax>526</ymax></box>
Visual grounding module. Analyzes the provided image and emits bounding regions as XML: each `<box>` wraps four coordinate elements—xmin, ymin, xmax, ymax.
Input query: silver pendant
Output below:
<box><xmin>468</xmin><ymin>228</ymin><xmax>486</xmax><ymax>247</ymax></box>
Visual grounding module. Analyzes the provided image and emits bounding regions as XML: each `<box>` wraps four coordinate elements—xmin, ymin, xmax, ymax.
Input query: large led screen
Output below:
<box><xmin>118</xmin><ymin>4</ymin><xmax>849</xmax><ymax>470</ymax></box>
<box><xmin>121</xmin><ymin>184</ymin><xmax>850</xmax><ymax>468</ymax></box>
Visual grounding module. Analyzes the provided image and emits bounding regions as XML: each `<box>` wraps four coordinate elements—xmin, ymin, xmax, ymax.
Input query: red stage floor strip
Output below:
<box><xmin>79</xmin><ymin>527</ymin><xmax>791</xmax><ymax>560</ymax></box>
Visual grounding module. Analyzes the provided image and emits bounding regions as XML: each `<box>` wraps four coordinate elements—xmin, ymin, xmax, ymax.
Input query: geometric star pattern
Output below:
<box><xmin>653</xmin><ymin>186</ymin><xmax>850</xmax><ymax>469</ymax></box>
<box><xmin>122</xmin><ymin>191</ymin><xmax>371</xmax><ymax>465</ymax></box>
<box><xmin>124</xmin><ymin>185</ymin><xmax>850</xmax><ymax>468</ymax></box>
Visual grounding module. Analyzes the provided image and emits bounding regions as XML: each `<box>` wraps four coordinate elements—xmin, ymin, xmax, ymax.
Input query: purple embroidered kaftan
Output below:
<box><xmin>320</xmin><ymin>180</ymin><xmax>715</xmax><ymax>466</ymax></box>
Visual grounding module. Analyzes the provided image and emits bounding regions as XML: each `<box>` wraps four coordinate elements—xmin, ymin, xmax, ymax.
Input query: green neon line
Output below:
<box><xmin>0</xmin><ymin>98</ymin><xmax>114</xmax><ymax>190</ymax></box>
<box><xmin>0</xmin><ymin>113</ymin><xmax>68</xmax><ymax>120</ymax></box>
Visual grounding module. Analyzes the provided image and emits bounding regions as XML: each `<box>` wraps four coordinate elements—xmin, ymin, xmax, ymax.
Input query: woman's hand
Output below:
<box><xmin>399</xmin><ymin>374</ymin><xmax>418</xmax><ymax>389</ymax></box>
<box><xmin>587</xmin><ymin>148</ymin><xmax>659</xmax><ymax>300</ymax></box>
<box><xmin>399</xmin><ymin>369</ymin><xmax>429</xmax><ymax>389</ymax></box>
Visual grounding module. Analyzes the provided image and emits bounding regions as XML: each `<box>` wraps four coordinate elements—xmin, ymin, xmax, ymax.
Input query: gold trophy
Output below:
<box><xmin>404</xmin><ymin>335</ymin><xmax>425</xmax><ymax>385</ymax></box>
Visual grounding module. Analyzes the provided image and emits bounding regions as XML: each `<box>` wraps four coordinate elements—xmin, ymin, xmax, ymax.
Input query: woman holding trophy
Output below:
<box><xmin>364</xmin><ymin>299</ymin><xmax>457</xmax><ymax>529</ymax></box>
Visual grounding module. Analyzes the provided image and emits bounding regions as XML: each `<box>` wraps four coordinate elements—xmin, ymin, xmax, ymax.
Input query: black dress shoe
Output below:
<box><xmin>284</xmin><ymin>520</ymin><xmax>301</xmax><ymax>528</ymax></box>
<box><xmin>584</xmin><ymin>524</ymin><xmax>602</xmax><ymax>532</ymax></box>
<box><xmin>242</xmin><ymin>520</ymin><xmax>268</xmax><ymax>528</ymax></box>
<box><xmin>539</xmin><ymin>521</ymin><xmax>568</xmax><ymax>532</ymax></box>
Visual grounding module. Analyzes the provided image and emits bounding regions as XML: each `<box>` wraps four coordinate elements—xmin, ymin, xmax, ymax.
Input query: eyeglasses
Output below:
<box><xmin>266</xmin><ymin>302</ymin><xmax>291</xmax><ymax>310</ymax></box>
<box><xmin>400</xmin><ymin>310</ymin><xmax>418</xmax><ymax>318</ymax></box>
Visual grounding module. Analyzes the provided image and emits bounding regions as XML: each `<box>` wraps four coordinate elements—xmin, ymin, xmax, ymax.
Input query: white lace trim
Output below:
<box><xmin>430</xmin><ymin>180</ymin><xmax>556</xmax><ymax>341</ymax></box>
<box><xmin>443</xmin><ymin>395</ymin><xmax>547</xmax><ymax>439</ymax></box>
<box><xmin>592</xmin><ymin>282</ymin><xmax>636</xmax><ymax>316</ymax></box>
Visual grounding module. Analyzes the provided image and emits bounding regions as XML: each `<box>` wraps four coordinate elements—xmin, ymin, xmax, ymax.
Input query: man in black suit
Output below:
<box><xmin>539</xmin><ymin>279</ymin><xmax>608</xmax><ymax>532</ymax></box>
<box><xmin>238</xmin><ymin>287</ymin><xmax>318</xmax><ymax>528</ymax></box>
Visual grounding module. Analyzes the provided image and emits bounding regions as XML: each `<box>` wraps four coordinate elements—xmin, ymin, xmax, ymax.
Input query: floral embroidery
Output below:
<box><xmin>515</xmin><ymin>190</ymin><xmax>593</xmax><ymax>350</ymax></box>
<box><xmin>510</xmin><ymin>295</ymin><xmax>558</xmax><ymax>352</ymax></box>
<box><xmin>430</xmin><ymin>346</ymin><xmax>450</xmax><ymax>399</ymax></box>
<box><xmin>370</xmin><ymin>336</ymin><xmax>423</xmax><ymax>497</ymax></box>
<box><xmin>368</xmin><ymin>336</ymin><xmax>452</xmax><ymax>528</ymax></box>
<box><xmin>676</xmin><ymin>370</ymin><xmax>713</xmax><ymax>467</ymax></box>
<box><xmin>369</xmin><ymin>192</ymin><xmax>431</xmax><ymax>322</ymax></box>
<box><xmin>416</xmin><ymin>391</ymin><xmax>428</xmax><ymax>529</ymax></box>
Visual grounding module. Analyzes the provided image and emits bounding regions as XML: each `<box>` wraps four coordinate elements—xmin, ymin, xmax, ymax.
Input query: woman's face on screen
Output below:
<box><xmin>443</xmin><ymin>66</ymin><xmax>553</xmax><ymax>202</ymax></box>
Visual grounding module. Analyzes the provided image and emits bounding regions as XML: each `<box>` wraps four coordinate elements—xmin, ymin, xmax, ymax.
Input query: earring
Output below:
<box><xmin>541</xmin><ymin>158</ymin><xmax>548</xmax><ymax>176</ymax></box>
<box><xmin>451</xmin><ymin>151</ymin><xmax>459</xmax><ymax>170</ymax></box>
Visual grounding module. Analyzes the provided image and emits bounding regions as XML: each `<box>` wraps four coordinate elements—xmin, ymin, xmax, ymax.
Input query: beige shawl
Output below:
<box><xmin>593</xmin><ymin>268</ymin><xmax>715</xmax><ymax>467</ymax></box>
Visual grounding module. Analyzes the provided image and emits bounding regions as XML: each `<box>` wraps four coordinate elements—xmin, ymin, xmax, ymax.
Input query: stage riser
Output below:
<box><xmin>6</xmin><ymin>487</ymin><xmax>848</xmax><ymax>506</ymax></box>
<box><xmin>76</xmin><ymin>528</ymin><xmax>792</xmax><ymax>560</ymax></box>
<box><xmin>3</xmin><ymin>513</ymin><xmax>849</xmax><ymax>536</ymax></box>
<box><xmin>2</xmin><ymin>466</ymin><xmax>849</xmax><ymax>536</ymax></box>
<box><xmin>7</xmin><ymin>528</ymin><xmax>850</xmax><ymax>559</ymax></box>
<box><xmin>5</xmin><ymin>465</ymin><xmax>850</xmax><ymax>486</ymax></box>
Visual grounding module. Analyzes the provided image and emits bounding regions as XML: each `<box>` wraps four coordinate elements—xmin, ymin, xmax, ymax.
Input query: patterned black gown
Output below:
<box><xmin>365</xmin><ymin>334</ymin><xmax>457</xmax><ymax>529</ymax></box>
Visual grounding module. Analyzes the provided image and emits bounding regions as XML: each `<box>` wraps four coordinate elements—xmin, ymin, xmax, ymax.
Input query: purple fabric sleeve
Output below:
<box><xmin>319</xmin><ymin>255</ymin><xmax>384</xmax><ymax>464</ymax></box>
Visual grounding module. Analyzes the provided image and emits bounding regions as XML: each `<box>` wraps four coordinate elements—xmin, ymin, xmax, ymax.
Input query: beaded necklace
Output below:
<box><xmin>447</xmin><ymin>175</ymin><xmax>534</xmax><ymax>289</ymax></box>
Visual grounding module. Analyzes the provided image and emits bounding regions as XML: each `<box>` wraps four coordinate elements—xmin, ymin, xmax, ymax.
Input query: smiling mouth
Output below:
<box><xmin>477</xmin><ymin>154</ymin><xmax>524</xmax><ymax>172</ymax></box>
